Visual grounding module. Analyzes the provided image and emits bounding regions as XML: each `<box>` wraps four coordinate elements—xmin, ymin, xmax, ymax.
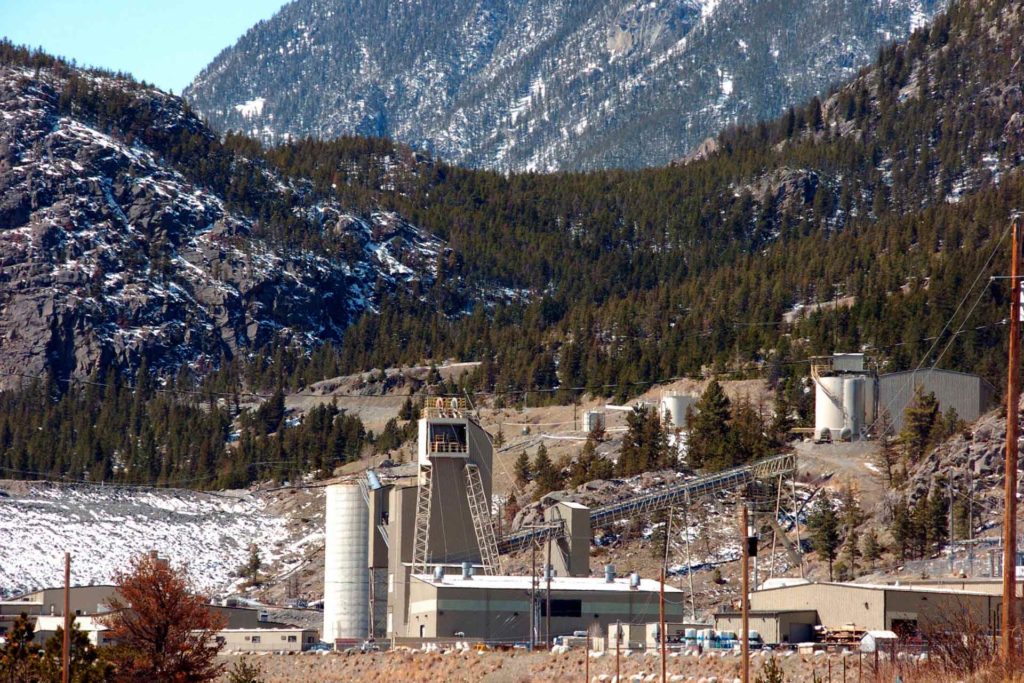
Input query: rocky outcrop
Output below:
<box><xmin>0</xmin><ymin>65</ymin><xmax>451</xmax><ymax>387</ymax></box>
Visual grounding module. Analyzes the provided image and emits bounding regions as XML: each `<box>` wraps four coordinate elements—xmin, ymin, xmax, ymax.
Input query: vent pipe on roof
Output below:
<box><xmin>545</xmin><ymin>565</ymin><xmax>555</xmax><ymax>580</ymax></box>
<box><xmin>629</xmin><ymin>572</ymin><xmax>641</xmax><ymax>590</ymax></box>
<box><xmin>604</xmin><ymin>565</ymin><xmax>616</xmax><ymax>583</ymax></box>
<box><xmin>461</xmin><ymin>562</ymin><xmax>472</xmax><ymax>580</ymax></box>
<box><xmin>433</xmin><ymin>566</ymin><xmax>445</xmax><ymax>583</ymax></box>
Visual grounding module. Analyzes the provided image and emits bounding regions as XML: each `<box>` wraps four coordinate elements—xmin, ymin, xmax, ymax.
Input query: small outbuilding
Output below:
<box><xmin>860</xmin><ymin>630</ymin><xmax>898</xmax><ymax>653</ymax></box>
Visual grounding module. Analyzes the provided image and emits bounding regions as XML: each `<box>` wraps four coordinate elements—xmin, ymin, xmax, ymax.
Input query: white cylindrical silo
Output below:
<box><xmin>814</xmin><ymin>376</ymin><xmax>845</xmax><ymax>441</ymax></box>
<box><xmin>323</xmin><ymin>483</ymin><xmax>369</xmax><ymax>644</ymax></box>
<box><xmin>844</xmin><ymin>377</ymin><xmax>865</xmax><ymax>439</ymax></box>
<box><xmin>661</xmin><ymin>394</ymin><xmax>695</xmax><ymax>429</ymax></box>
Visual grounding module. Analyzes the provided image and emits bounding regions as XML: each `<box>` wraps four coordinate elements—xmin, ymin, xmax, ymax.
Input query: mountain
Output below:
<box><xmin>2</xmin><ymin>0</ymin><xmax>1024</xmax><ymax>490</ymax></box>
<box><xmin>183</xmin><ymin>0</ymin><xmax>943</xmax><ymax>171</ymax></box>
<box><xmin>0</xmin><ymin>50</ymin><xmax>495</xmax><ymax>388</ymax></box>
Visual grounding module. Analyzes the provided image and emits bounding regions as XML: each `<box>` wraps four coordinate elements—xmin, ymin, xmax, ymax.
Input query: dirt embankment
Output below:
<box><xmin>217</xmin><ymin>648</ymin><xmax>934</xmax><ymax>683</ymax></box>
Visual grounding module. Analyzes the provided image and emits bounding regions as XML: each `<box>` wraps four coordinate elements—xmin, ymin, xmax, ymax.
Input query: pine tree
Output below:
<box><xmin>807</xmin><ymin>494</ymin><xmax>840</xmax><ymax>581</ymax></box>
<box><xmin>532</xmin><ymin>445</ymin><xmax>563</xmax><ymax>499</ymax></box>
<box><xmin>890</xmin><ymin>498</ymin><xmax>912</xmax><ymax>561</ymax></box>
<box><xmin>899</xmin><ymin>385</ymin><xmax>939</xmax><ymax>463</ymax></box>
<box><xmin>687</xmin><ymin>380</ymin><xmax>732</xmax><ymax>471</ymax></box>
<box><xmin>873</xmin><ymin>409</ymin><xmax>899</xmax><ymax>488</ymax></box>
<box><xmin>36</xmin><ymin>619</ymin><xmax>113</xmax><ymax>683</ymax></box>
<box><xmin>0</xmin><ymin>613</ymin><xmax>41</xmax><ymax>683</ymax></box>
<box><xmin>513</xmin><ymin>451</ymin><xmax>531</xmax><ymax>487</ymax></box>
<box><xmin>860</xmin><ymin>527</ymin><xmax>882</xmax><ymax>562</ymax></box>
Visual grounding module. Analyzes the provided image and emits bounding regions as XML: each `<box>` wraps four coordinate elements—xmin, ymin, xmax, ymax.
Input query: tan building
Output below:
<box><xmin>742</xmin><ymin>582</ymin><xmax>1012</xmax><ymax>639</ymax></box>
<box><xmin>213</xmin><ymin>628</ymin><xmax>318</xmax><ymax>653</ymax></box>
<box><xmin>714</xmin><ymin>610</ymin><xmax>817</xmax><ymax>645</ymax></box>
<box><xmin>34</xmin><ymin>615</ymin><xmax>113</xmax><ymax>647</ymax></box>
<box><xmin>403</xmin><ymin>570</ymin><xmax>683</xmax><ymax>642</ymax></box>
<box><xmin>0</xmin><ymin>585</ymin><xmax>117</xmax><ymax>618</ymax></box>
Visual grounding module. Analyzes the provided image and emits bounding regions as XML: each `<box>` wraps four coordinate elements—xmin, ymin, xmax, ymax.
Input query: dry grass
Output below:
<box><xmin>217</xmin><ymin>648</ymin><xmax>910</xmax><ymax>683</ymax></box>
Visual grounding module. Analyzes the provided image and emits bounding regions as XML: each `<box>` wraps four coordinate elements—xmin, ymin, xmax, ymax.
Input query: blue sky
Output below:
<box><xmin>0</xmin><ymin>0</ymin><xmax>288</xmax><ymax>93</ymax></box>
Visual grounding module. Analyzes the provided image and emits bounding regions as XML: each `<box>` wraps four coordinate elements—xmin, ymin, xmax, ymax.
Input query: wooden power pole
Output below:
<box><xmin>62</xmin><ymin>552</ymin><xmax>71</xmax><ymax>683</ymax></box>
<box><xmin>1003</xmin><ymin>217</ymin><xmax>1021</xmax><ymax>671</ymax></box>
<box><xmin>740</xmin><ymin>503</ymin><xmax>750</xmax><ymax>683</ymax></box>
<box><xmin>545</xmin><ymin>540</ymin><xmax>552</xmax><ymax>649</ymax></box>
<box><xmin>659</xmin><ymin>568</ymin><xmax>667</xmax><ymax>683</ymax></box>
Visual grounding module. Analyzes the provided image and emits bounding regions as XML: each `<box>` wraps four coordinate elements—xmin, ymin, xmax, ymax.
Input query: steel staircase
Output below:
<box><xmin>465</xmin><ymin>464</ymin><xmax>502</xmax><ymax>575</ymax></box>
<box><xmin>411</xmin><ymin>466</ymin><xmax>433</xmax><ymax>573</ymax></box>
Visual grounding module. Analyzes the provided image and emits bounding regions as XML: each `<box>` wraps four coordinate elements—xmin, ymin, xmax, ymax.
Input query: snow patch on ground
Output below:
<box><xmin>0</xmin><ymin>483</ymin><xmax>291</xmax><ymax>597</ymax></box>
<box><xmin>233</xmin><ymin>97</ymin><xmax>266</xmax><ymax>118</ymax></box>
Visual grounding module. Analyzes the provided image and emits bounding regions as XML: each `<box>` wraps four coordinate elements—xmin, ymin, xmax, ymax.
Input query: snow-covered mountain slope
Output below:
<box><xmin>184</xmin><ymin>0</ymin><xmax>943</xmax><ymax>171</ymax></box>
<box><xmin>0</xmin><ymin>64</ymin><xmax>462</xmax><ymax>387</ymax></box>
<box><xmin>0</xmin><ymin>481</ymin><xmax>312</xmax><ymax>597</ymax></box>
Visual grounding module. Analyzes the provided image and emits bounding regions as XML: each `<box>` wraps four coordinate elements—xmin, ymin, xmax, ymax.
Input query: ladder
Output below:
<box><xmin>465</xmin><ymin>464</ymin><xmax>502</xmax><ymax>575</ymax></box>
<box><xmin>412</xmin><ymin>466</ymin><xmax>433</xmax><ymax>574</ymax></box>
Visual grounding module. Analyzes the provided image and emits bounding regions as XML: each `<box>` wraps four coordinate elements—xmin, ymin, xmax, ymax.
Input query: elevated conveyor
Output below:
<box><xmin>497</xmin><ymin>452</ymin><xmax>797</xmax><ymax>555</ymax></box>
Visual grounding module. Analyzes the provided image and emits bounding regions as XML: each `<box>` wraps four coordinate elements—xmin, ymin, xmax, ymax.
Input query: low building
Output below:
<box><xmin>0</xmin><ymin>585</ymin><xmax>117</xmax><ymax>618</ymax></box>
<box><xmin>213</xmin><ymin>628</ymin><xmax>319</xmax><ymax>653</ymax></box>
<box><xmin>743</xmin><ymin>582</ymin><xmax>1012</xmax><ymax>639</ymax></box>
<box><xmin>879</xmin><ymin>369</ymin><xmax>995</xmax><ymax>431</ymax></box>
<box><xmin>403</xmin><ymin>571</ymin><xmax>683</xmax><ymax>642</ymax></box>
<box><xmin>714</xmin><ymin>609</ymin><xmax>817</xmax><ymax>645</ymax></box>
<box><xmin>34</xmin><ymin>615</ymin><xmax>113</xmax><ymax>647</ymax></box>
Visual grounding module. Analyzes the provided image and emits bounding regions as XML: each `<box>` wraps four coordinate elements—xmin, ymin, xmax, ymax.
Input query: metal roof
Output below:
<box><xmin>412</xmin><ymin>573</ymin><xmax>682</xmax><ymax>593</ymax></box>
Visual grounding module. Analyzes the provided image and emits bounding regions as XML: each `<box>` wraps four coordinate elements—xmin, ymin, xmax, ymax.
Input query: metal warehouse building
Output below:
<box><xmin>403</xmin><ymin>571</ymin><xmax>683</xmax><ymax>641</ymax></box>
<box><xmin>878</xmin><ymin>369</ymin><xmax>995</xmax><ymax>431</ymax></box>
<box><xmin>733</xmin><ymin>582</ymin><xmax>1013</xmax><ymax>642</ymax></box>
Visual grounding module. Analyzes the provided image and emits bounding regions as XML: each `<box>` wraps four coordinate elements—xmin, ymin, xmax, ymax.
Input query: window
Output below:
<box><xmin>540</xmin><ymin>599</ymin><xmax>582</xmax><ymax>618</ymax></box>
<box><xmin>287</xmin><ymin>635</ymin><xmax>297</xmax><ymax>643</ymax></box>
<box><xmin>251</xmin><ymin>636</ymin><xmax>261</xmax><ymax>644</ymax></box>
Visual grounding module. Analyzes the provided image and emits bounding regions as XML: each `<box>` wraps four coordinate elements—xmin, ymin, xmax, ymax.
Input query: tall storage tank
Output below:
<box><xmin>323</xmin><ymin>483</ymin><xmax>369</xmax><ymax>643</ymax></box>
<box><xmin>661</xmin><ymin>394</ymin><xmax>696</xmax><ymax>429</ymax></box>
<box><xmin>844</xmin><ymin>377</ymin><xmax>866</xmax><ymax>439</ymax></box>
<box><xmin>814</xmin><ymin>376</ymin><xmax>845</xmax><ymax>441</ymax></box>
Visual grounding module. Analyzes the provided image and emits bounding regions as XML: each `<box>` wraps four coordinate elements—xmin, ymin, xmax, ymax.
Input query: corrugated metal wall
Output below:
<box><xmin>877</xmin><ymin>369</ymin><xmax>996</xmax><ymax>432</ymax></box>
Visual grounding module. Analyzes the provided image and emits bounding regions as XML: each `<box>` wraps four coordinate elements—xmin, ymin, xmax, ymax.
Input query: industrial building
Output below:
<box><xmin>320</xmin><ymin>397</ymin><xmax>750</xmax><ymax>646</ymax></box>
<box><xmin>712</xmin><ymin>581</ymin><xmax>1019</xmax><ymax>644</ymax></box>
<box><xmin>404</xmin><ymin>568</ymin><xmax>682</xmax><ymax>641</ymax></box>
<box><xmin>0</xmin><ymin>583</ymin><xmax>306</xmax><ymax>647</ymax></box>
<box><xmin>811</xmin><ymin>353</ymin><xmax>994</xmax><ymax>441</ymax></box>
<box><xmin>214</xmin><ymin>627</ymin><xmax>318</xmax><ymax>653</ymax></box>
<box><xmin>878</xmin><ymin>369</ymin><xmax>995</xmax><ymax>432</ymax></box>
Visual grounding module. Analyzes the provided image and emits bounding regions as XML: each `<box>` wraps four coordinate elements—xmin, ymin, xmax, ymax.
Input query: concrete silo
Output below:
<box><xmin>814</xmin><ymin>376</ymin><xmax>846</xmax><ymax>441</ymax></box>
<box><xmin>322</xmin><ymin>483</ymin><xmax>369</xmax><ymax>643</ymax></box>
<box><xmin>661</xmin><ymin>394</ymin><xmax>697</xmax><ymax>429</ymax></box>
<box><xmin>812</xmin><ymin>354</ymin><xmax>874</xmax><ymax>442</ymax></box>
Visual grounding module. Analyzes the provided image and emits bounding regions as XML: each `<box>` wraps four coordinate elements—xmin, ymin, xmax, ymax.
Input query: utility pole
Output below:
<box><xmin>1002</xmin><ymin>216</ymin><xmax>1021</xmax><ymax>671</ymax></box>
<box><xmin>659</xmin><ymin>568</ymin><xmax>667</xmax><ymax>683</ymax></box>
<box><xmin>615</xmin><ymin>620</ymin><xmax>621</xmax><ymax>682</ymax></box>
<box><xmin>740</xmin><ymin>502</ymin><xmax>750</xmax><ymax>683</ymax></box>
<box><xmin>545</xmin><ymin>540</ymin><xmax>552</xmax><ymax>649</ymax></box>
<box><xmin>530</xmin><ymin>540</ymin><xmax>537</xmax><ymax>650</ymax></box>
<box><xmin>62</xmin><ymin>552</ymin><xmax>70</xmax><ymax>683</ymax></box>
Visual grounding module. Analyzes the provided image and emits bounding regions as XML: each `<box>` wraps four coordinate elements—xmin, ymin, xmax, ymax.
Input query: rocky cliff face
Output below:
<box><xmin>0</xmin><ymin>65</ymin><xmax>452</xmax><ymax>387</ymax></box>
<box><xmin>184</xmin><ymin>0</ymin><xmax>942</xmax><ymax>171</ymax></box>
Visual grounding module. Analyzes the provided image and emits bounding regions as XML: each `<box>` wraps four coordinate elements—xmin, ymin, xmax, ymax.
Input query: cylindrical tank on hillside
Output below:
<box><xmin>661</xmin><ymin>394</ymin><xmax>696</xmax><ymax>429</ymax></box>
<box><xmin>583</xmin><ymin>410</ymin><xmax>606</xmax><ymax>433</ymax></box>
<box><xmin>844</xmin><ymin>376</ymin><xmax>866</xmax><ymax>439</ymax></box>
<box><xmin>323</xmin><ymin>483</ymin><xmax>369</xmax><ymax>643</ymax></box>
<box><xmin>814</xmin><ymin>376</ymin><xmax>846</xmax><ymax>441</ymax></box>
